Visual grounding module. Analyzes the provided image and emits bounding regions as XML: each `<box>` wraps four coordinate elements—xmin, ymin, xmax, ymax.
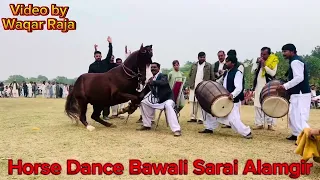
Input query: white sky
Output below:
<box><xmin>0</xmin><ymin>0</ymin><xmax>319</xmax><ymax>80</ymax></box>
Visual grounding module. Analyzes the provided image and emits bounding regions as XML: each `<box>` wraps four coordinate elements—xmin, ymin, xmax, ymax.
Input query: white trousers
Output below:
<box><xmin>254</xmin><ymin>107</ymin><xmax>275</xmax><ymax>126</ymax></box>
<box><xmin>190</xmin><ymin>102</ymin><xmax>203</xmax><ymax>121</ymax></box>
<box><xmin>140</xmin><ymin>98</ymin><xmax>180</xmax><ymax>132</ymax></box>
<box><xmin>289</xmin><ymin>93</ymin><xmax>311</xmax><ymax>136</ymax></box>
<box><xmin>204</xmin><ymin>102</ymin><xmax>251</xmax><ymax>136</ymax></box>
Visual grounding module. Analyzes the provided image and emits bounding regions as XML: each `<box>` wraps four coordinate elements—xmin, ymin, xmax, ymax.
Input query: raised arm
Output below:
<box><xmin>104</xmin><ymin>36</ymin><xmax>113</xmax><ymax>62</ymax></box>
<box><xmin>94</xmin><ymin>44</ymin><xmax>98</xmax><ymax>52</ymax></box>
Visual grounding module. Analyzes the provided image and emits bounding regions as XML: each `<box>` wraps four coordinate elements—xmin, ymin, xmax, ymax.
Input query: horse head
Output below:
<box><xmin>136</xmin><ymin>44</ymin><xmax>153</xmax><ymax>86</ymax></box>
<box><xmin>122</xmin><ymin>44</ymin><xmax>153</xmax><ymax>89</ymax></box>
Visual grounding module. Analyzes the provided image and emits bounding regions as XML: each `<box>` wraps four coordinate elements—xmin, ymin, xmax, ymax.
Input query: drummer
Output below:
<box><xmin>277</xmin><ymin>44</ymin><xmax>311</xmax><ymax>141</ymax></box>
<box><xmin>217</xmin><ymin>49</ymin><xmax>245</xmax><ymax>129</ymax></box>
<box><xmin>251</xmin><ymin>47</ymin><xmax>279</xmax><ymax>130</ymax></box>
<box><xmin>199</xmin><ymin>55</ymin><xmax>252</xmax><ymax>139</ymax></box>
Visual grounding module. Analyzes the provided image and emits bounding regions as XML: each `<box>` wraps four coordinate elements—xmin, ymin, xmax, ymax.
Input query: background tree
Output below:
<box><xmin>5</xmin><ymin>75</ymin><xmax>26</xmax><ymax>83</ymax></box>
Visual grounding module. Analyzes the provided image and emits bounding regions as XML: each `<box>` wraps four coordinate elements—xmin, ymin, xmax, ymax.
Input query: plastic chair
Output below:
<box><xmin>155</xmin><ymin>77</ymin><xmax>186</xmax><ymax>130</ymax></box>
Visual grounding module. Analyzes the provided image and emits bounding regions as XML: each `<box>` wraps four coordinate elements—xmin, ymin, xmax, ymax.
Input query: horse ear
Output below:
<box><xmin>140</xmin><ymin>44</ymin><xmax>144</xmax><ymax>50</ymax></box>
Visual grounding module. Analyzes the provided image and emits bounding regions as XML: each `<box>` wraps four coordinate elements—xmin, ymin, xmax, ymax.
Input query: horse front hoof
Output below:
<box><xmin>86</xmin><ymin>125</ymin><xmax>96</xmax><ymax>131</ymax></box>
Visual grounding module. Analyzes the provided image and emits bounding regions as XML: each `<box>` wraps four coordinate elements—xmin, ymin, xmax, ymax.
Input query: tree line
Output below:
<box><xmin>3</xmin><ymin>46</ymin><xmax>320</xmax><ymax>88</ymax></box>
<box><xmin>3</xmin><ymin>75</ymin><xmax>77</xmax><ymax>85</ymax></box>
<box><xmin>162</xmin><ymin>46</ymin><xmax>320</xmax><ymax>89</ymax></box>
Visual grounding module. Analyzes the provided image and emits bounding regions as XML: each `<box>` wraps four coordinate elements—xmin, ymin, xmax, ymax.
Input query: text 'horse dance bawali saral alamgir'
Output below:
<box><xmin>65</xmin><ymin>44</ymin><xmax>153</xmax><ymax>131</ymax></box>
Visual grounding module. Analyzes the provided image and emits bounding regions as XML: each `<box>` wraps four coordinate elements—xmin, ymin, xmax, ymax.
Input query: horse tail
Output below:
<box><xmin>65</xmin><ymin>78</ymin><xmax>81</xmax><ymax>120</ymax></box>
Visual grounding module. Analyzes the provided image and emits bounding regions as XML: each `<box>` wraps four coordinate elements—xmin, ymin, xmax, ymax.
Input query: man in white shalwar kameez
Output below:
<box><xmin>199</xmin><ymin>55</ymin><xmax>252</xmax><ymax>139</ymax></box>
<box><xmin>41</xmin><ymin>81</ymin><xmax>46</xmax><ymax>98</ymax></box>
<box><xmin>52</xmin><ymin>82</ymin><xmax>56</xmax><ymax>98</ymax></box>
<box><xmin>278</xmin><ymin>44</ymin><xmax>311</xmax><ymax>141</ymax></box>
<box><xmin>188</xmin><ymin>52</ymin><xmax>215</xmax><ymax>124</ymax></box>
<box><xmin>27</xmin><ymin>82</ymin><xmax>32</xmax><ymax>98</ymax></box>
<box><xmin>137</xmin><ymin>62</ymin><xmax>181</xmax><ymax>136</ymax></box>
<box><xmin>251</xmin><ymin>47</ymin><xmax>278</xmax><ymax>130</ymax></box>
<box><xmin>11</xmin><ymin>81</ymin><xmax>19</xmax><ymax>98</ymax></box>
<box><xmin>45</xmin><ymin>81</ymin><xmax>50</xmax><ymax>98</ymax></box>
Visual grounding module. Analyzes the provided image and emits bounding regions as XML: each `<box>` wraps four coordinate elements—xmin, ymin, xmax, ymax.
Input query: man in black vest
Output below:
<box><xmin>88</xmin><ymin>36</ymin><xmax>117</xmax><ymax>120</ymax></box>
<box><xmin>199</xmin><ymin>55</ymin><xmax>252</xmax><ymax>139</ymax></box>
<box><xmin>213</xmin><ymin>50</ymin><xmax>227</xmax><ymax>79</ymax></box>
<box><xmin>278</xmin><ymin>44</ymin><xmax>311</xmax><ymax>141</ymax></box>
<box><xmin>219</xmin><ymin>49</ymin><xmax>245</xmax><ymax>129</ymax></box>
<box><xmin>137</xmin><ymin>62</ymin><xmax>181</xmax><ymax>136</ymax></box>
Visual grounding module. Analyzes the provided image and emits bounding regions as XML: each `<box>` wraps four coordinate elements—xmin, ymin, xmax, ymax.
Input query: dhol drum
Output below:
<box><xmin>195</xmin><ymin>80</ymin><xmax>233</xmax><ymax>118</ymax></box>
<box><xmin>260</xmin><ymin>80</ymin><xmax>289</xmax><ymax>118</ymax></box>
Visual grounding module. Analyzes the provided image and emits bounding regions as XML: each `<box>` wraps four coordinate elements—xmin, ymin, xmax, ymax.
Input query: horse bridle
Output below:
<box><xmin>121</xmin><ymin>64</ymin><xmax>144</xmax><ymax>90</ymax></box>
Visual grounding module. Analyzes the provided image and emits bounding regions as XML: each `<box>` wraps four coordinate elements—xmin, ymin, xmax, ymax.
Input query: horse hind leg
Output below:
<box><xmin>78</xmin><ymin>99</ymin><xmax>95</xmax><ymax>131</ymax></box>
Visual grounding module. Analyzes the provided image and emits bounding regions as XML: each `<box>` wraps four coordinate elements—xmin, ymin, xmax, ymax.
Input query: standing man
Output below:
<box><xmin>137</xmin><ymin>62</ymin><xmax>181</xmax><ymax>136</ymax></box>
<box><xmin>168</xmin><ymin>60</ymin><xmax>184</xmax><ymax>88</ymax></box>
<box><xmin>199</xmin><ymin>55</ymin><xmax>252</xmax><ymax>139</ymax></box>
<box><xmin>220</xmin><ymin>49</ymin><xmax>245</xmax><ymax>128</ymax></box>
<box><xmin>278</xmin><ymin>43</ymin><xmax>311</xmax><ymax>141</ymax></box>
<box><xmin>89</xmin><ymin>36</ymin><xmax>116</xmax><ymax>120</ymax></box>
<box><xmin>188</xmin><ymin>52</ymin><xmax>215</xmax><ymax>124</ymax></box>
<box><xmin>251</xmin><ymin>47</ymin><xmax>279</xmax><ymax>130</ymax></box>
<box><xmin>213</xmin><ymin>51</ymin><xmax>227</xmax><ymax>79</ymax></box>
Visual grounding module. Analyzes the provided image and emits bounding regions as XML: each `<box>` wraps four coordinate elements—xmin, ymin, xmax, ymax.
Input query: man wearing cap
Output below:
<box><xmin>277</xmin><ymin>43</ymin><xmax>311</xmax><ymax>141</ymax></box>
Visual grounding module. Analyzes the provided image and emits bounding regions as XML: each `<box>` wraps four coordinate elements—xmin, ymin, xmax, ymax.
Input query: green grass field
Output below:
<box><xmin>0</xmin><ymin>98</ymin><xmax>319</xmax><ymax>179</ymax></box>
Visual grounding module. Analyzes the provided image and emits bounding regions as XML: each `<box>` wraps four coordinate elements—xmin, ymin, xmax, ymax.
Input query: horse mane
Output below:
<box><xmin>123</xmin><ymin>50</ymin><xmax>139</xmax><ymax>64</ymax></box>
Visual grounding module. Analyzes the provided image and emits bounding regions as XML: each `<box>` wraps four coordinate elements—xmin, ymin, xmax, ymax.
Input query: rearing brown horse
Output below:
<box><xmin>65</xmin><ymin>44</ymin><xmax>153</xmax><ymax>131</ymax></box>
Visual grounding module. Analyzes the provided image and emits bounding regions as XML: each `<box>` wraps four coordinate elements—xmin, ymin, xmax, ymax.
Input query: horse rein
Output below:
<box><xmin>121</xmin><ymin>63</ymin><xmax>144</xmax><ymax>91</ymax></box>
<box><xmin>121</xmin><ymin>64</ymin><xmax>141</xmax><ymax>79</ymax></box>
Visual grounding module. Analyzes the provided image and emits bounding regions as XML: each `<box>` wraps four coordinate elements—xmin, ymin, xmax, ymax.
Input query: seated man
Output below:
<box><xmin>137</xmin><ymin>62</ymin><xmax>181</xmax><ymax>137</ymax></box>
